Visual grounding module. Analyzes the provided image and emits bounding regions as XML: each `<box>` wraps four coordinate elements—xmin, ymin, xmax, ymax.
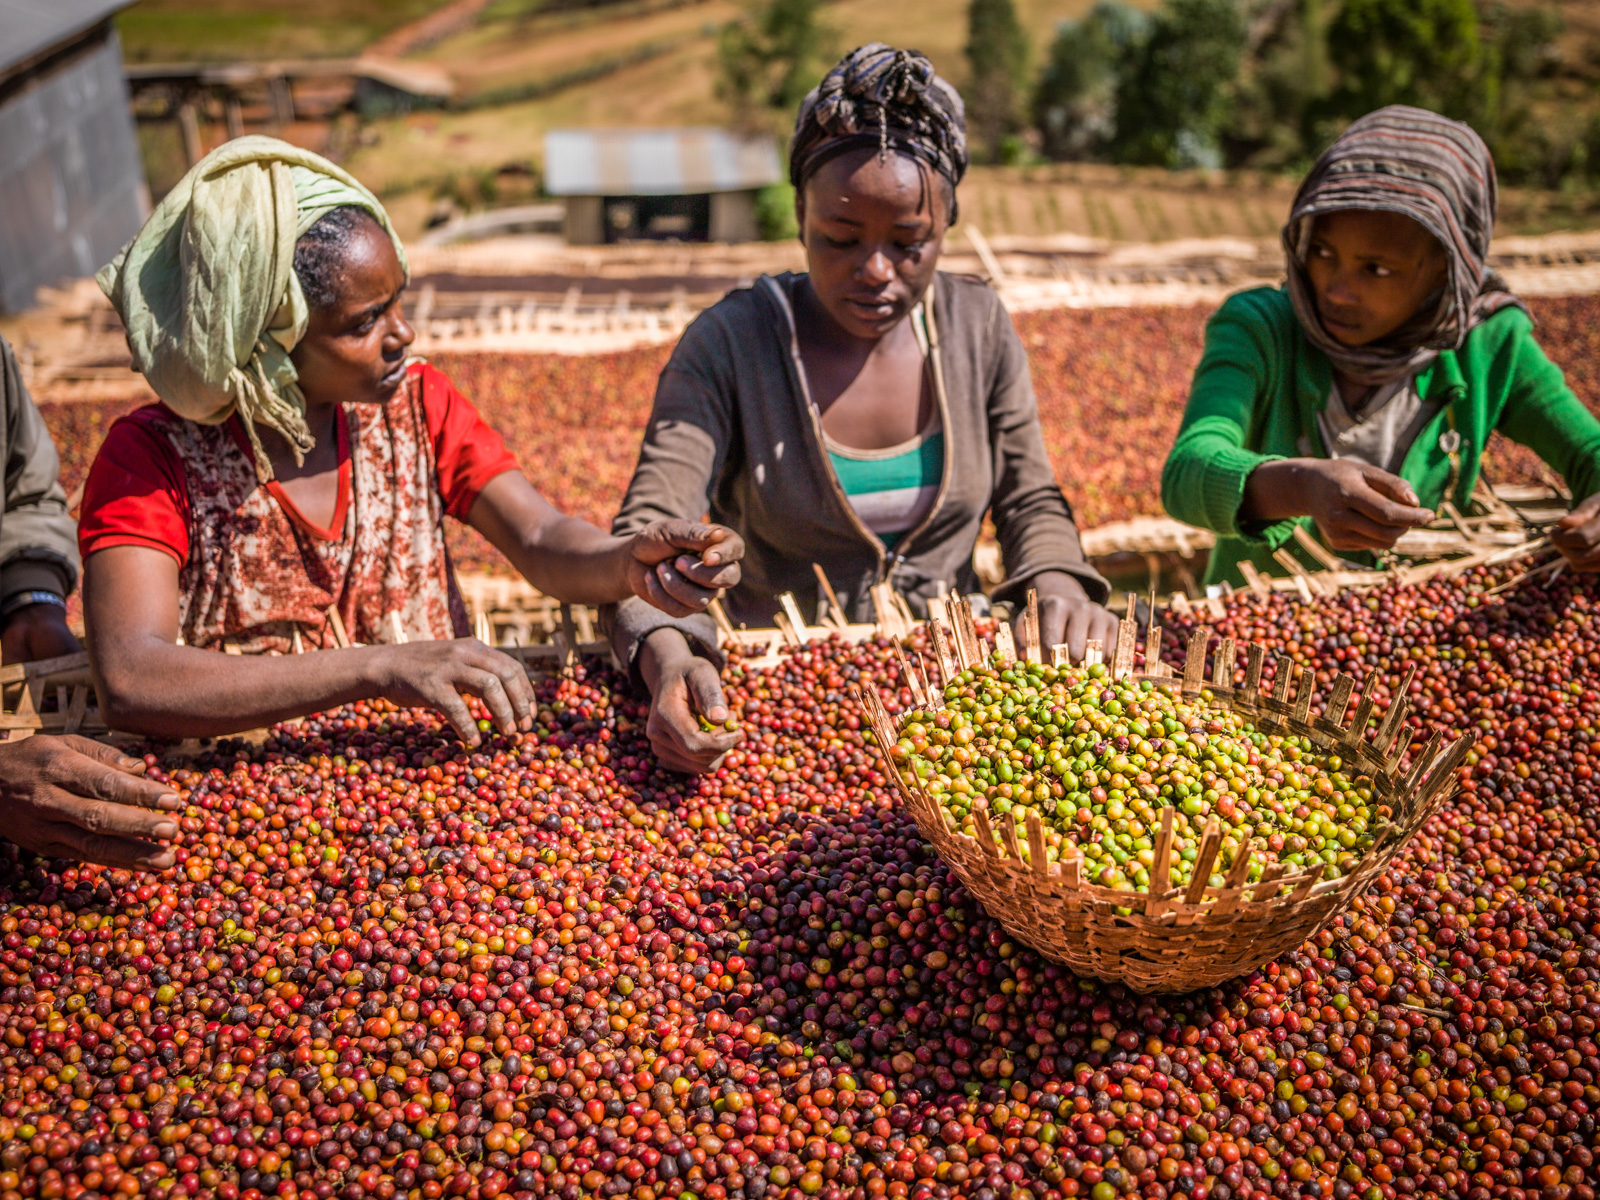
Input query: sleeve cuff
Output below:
<box><xmin>1236</xmin><ymin>515</ymin><xmax>1304</xmax><ymax>551</ymax></box>
<box><xmin>0</xmin><ymin>556</ymin><xmax>75</xmax><ymax>603</ymax></box>
<box><xmin>600</xmin><ymin>598</ymin><xmax>726</xmax><ymax>692</ymax></box>
<box><xmin>1197</xmin><ymin>447</ymin><xmax>1284</xmax><ymax>539</ymax></box>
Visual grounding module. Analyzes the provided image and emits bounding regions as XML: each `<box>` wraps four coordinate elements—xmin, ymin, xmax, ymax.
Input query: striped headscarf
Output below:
<box><xmin>1283</xmin><ymin>105</ymin><xmax>1524</xmax><ymax>387</ymax></box>
<box><xmin>790</xmin><ymin>44</ymin><xmax>968</xmax><ymax>222</ymax></box>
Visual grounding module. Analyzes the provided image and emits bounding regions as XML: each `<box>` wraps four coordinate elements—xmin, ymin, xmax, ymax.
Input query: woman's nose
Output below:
<box><xmin>1321</xmin><ymin>269</ymin><xmax>1359</xmax><ymax>305</ymax></box>
<box><xmin>387</xmin><ymin>308</ymin><xmax>417</xmax><ymax>351</ymax></box>
<box><xmin>858</xmin><ymin>247</ymin><xmax>894</xmax><ymax>285</ymax></box>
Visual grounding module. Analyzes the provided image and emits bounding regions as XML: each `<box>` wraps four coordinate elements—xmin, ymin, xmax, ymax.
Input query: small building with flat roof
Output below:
<box><xmin>544</xmin><ymin>128</ymin><xmax>781</xmax><ymax>245</ymax></box>
<box><xmin>0</xmin><ymin>0</ymin><xmax>148</xmax><ymax>312</ymax></box>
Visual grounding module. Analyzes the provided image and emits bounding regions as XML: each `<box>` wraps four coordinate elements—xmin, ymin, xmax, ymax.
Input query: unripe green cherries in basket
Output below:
<box><xmin>889</xmin><ymin>655</ymin><xmax>1382</xmax><ymax>893</ymax></box>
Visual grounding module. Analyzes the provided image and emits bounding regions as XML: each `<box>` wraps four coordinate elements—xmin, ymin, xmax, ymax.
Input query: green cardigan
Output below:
<box><xmin>1161</xmin><ymin>286</ymin><xmax>1600</xmax><ymax>588</ymax></box>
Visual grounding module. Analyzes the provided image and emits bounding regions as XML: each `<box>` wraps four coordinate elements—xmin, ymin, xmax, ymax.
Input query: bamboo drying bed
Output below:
<box><xmin>857</xmin><ymin>591</ymin><xmax>1471</xmax><ymax>993</ymax></box>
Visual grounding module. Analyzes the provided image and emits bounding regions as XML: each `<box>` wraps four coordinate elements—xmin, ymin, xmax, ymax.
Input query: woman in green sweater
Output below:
<box><xmin>1162</xmin><ymin>105</ymin><xmax>1600</xmax><ymax>588</ymax></box>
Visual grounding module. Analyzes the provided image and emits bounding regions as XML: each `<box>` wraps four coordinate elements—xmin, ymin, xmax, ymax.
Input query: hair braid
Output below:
<box><xmin>790</xmin><ymin>44</ymin><xmax>968</xmax><ymax>220</ymax></box>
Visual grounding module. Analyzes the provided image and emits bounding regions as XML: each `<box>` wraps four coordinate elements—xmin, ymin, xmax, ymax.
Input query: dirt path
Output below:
<box><xmin>363</xmin><ymin>0</ymin><xmax>496</xmax><ymax>60</ymax></box>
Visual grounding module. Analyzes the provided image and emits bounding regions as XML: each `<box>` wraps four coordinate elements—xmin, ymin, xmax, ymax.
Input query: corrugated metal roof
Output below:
<box><xmin>0</xmin><ymin>0</ymin><xmax>133</xmax><ymax>76</ymax></box>
<box><xmin>544</xmin><ymin>128</ymin><xmax>781</xmax><ymax>197</ymax></box>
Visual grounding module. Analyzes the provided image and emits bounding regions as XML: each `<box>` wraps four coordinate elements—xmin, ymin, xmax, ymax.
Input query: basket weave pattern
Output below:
<box><xmin>859</xmin><ymin>614</ymin><xmax>1472</xmax><ymax>994</ymax></box>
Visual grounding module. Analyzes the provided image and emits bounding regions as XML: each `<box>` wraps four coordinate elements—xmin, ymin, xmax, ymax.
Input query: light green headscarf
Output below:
<box><xmin>97</xmin><ymin>136</ymin><xmax>407</xmax><ymax>482</ymax></box>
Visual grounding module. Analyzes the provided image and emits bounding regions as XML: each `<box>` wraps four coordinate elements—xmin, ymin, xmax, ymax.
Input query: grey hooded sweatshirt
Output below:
<box><xmin>605</xmin><ymin>270</ymin><xmax>1106</xmax><ymax>675</ymax></box>
<box><xmin>0</xmin><ymin>335</ymin><xmax>79</xmax><ymax>608</ymax></box>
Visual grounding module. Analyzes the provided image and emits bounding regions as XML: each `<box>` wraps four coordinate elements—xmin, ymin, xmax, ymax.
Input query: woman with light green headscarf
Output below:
<box><xmin>79</xmin><ymin>137</ymin><xmax>744</xmax><ymax>753</ymax></box>
<box><xmin>98</xmin><ymin>136</ymin><xmax>405</xmax><ymax>480</ymax></box>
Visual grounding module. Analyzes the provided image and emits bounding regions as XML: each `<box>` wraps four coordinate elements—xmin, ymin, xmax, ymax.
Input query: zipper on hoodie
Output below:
<box><xmin>891</xmin><ymin>281</ymin><xmax>956</xmax><ymax>564</ymax></box>
<box><xmin>765</xmin><ymin>274</ymin><xmax>956</xmax><ymax>600</ymax></box>
<box><xmin>766</xmin><ymin>276</ymin><xmax>887</xmax><ymax>585</ymax></box>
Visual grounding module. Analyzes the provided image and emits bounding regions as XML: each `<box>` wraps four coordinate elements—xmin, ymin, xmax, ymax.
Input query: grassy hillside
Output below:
<box><xmin>116</xmin><ymin>0</ymin><xmax>456</xmax><ymax>62</ymax></box>
<box><xmin>118</xmin><ymin>0</ymin><xmax>1600</xmax><ymax>242</ymax></box>
<box><xmin>339</xmin><ymin>0</ymin><xmax>1148</xmax><ymax>234</ymax></box>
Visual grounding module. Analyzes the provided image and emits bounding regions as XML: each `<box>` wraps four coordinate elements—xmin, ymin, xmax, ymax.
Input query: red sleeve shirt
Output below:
<box><xmin>78</xmin><ymin>407</ymin><xmax>193</xmax><ymax>565</ymax></box>
<box><xmin>78</xmin><ymin>363</ymin><xmax>522</xmax><ymax>563</ymax></box>
<box><xmin>413</xmin><ymin>362</ymin><xmax>521</xmax><ymax>520</ymax></box>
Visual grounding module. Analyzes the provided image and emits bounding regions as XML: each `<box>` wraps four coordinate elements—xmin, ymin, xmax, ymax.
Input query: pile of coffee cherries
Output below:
<box><xmin>0</xmin><ymin>556</ymin><xmax>1597</xmax><ymax>1200</ymax></box>
<box><xmin>892</xmin><ymin>662</ymin><xmax>1374</xmax><ymax>891</ymax></box>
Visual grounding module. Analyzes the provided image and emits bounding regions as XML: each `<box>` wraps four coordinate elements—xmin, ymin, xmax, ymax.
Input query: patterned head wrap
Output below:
<box><xmin>1283</xmin><ymin>105</ymin><xmax>1524</xmax><ymax>387</ymax></box>
<box><xmin>98</xmin><ymin>136</ymin><xmax>406</xmax><ymax>482</ymax></box>
<box><xmin>790</xmin><ymin>44</ymin><xmax>968</xmax><ymax>222</ymax></box>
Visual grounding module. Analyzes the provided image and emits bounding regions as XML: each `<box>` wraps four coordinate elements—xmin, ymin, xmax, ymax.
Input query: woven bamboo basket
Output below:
<box><xmin>857</xmin><ymin>597</ymin><xmax>1473</xmax><ymax>994</ymax></box>
<box><xmin>1</xmin><ymin>651</ymin><xmax>105</xmax><ymax>741</ymax></box>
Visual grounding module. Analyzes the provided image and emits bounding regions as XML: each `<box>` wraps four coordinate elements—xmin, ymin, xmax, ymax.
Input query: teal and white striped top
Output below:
<box><xmin>826</xmin><ymin>430</ymin><xmax>945</xmax><ymax>551</ymax></box>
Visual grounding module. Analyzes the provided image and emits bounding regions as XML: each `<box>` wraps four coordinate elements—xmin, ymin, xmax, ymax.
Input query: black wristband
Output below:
<box><xmin>0</xmin><ymin>590</ymin><xmax>66</xmax><ymax>622</ymax></box>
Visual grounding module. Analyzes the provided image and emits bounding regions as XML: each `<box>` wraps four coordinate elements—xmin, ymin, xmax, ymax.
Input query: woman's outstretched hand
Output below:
<box><xmin>364</xmin><ymin>638</ymin><xmax>535</xmax><ymax>747</ymax></box>
<box><xmin>624</xmin><ymin>521</ymin><xmax>744</xmax><ymax>617</ymax></box>
<box><xmin>0</xmin><ymin>735</ymin><xmax>180</xmax><ymax>871</ymax></box>
<box><xmin>1244</xmin><ymin>459</ymin><xmax>1434</xmax><ymax>552</ymax></box>
<box><xmin>637</xmin><ymin>628</ymin><xmax>743</xmax><ymax>773</ymax></box>
<box><xmin>1021</xmin><ymin>571</ymin><xmax>1121</xmax><ymax>664</ymax></box>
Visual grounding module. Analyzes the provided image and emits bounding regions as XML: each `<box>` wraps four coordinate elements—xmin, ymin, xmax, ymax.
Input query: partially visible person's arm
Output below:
<box><xmin>0</xmin><ymin>334</ymin><xmax>80</xmax><ymax>663</ymax></box>
<box><xmin>85</xmin><ymin>545</ymin><xmax>536</xmax><ymax>745</ymax></box>
<box><xmin>1161</xmin><ymin>297</ymin><xmax>1285</xmax><ymax>538</ymax></box>
<box><xmin>0</xmin><ymin>734</ymin><xmax>179</xmax><ymax>871</ymax></box>
<box><xmin>468</xmin><ymin>473</ymin><xmax>741</xmax><ymax>612</ymax></box>
<box><xmin>1489</xmin><ymin>313</ymin><xmax>1600</xmax><ymax>571</ymax></box>
<box><xmin>980</xmin><ymin>296</ymin><xmax>1114</xmax><ymax>660</ymax></box>
<box><xmin>606</xmin><ymin>353</ymin><xmax>737</xmax><ymax>660</ymax></box>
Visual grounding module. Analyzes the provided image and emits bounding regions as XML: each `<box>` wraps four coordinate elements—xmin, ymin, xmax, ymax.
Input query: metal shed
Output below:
<box><xmin>544</xmin><ymin>128</ymin><xmax>781</xmax><ymax>245</ymax></box>
<box><xmin>0</xmin><ymin>0</ymin><xmax>148</xmax><ymax>312</ymax></box>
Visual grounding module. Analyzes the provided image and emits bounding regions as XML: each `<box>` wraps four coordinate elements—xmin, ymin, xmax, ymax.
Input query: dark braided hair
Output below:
<box><xmin>293</xmin><ymin>205</ymin><xmax>385</xmax><ymax>310</ymax></box>
<box><xmin>789</xmin><ymin>44</ymin><xmax>968</xmax><ymax>222</ymax></box>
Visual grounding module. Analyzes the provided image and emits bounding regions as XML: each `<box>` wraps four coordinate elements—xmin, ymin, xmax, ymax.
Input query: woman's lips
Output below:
<box><xmin>378</xmin><ymin>360</ymin><xmax>409</xmax><ymax>388</ymax></box>
<box><xmin>1319</xmin><ymin>307</ymin><xmax>1364</xmax><ymax>333</ymax></box>
<box><xmin>845</xmin><ymin>296</ymin><xmax>898</xmax><ymax>318</ymax></box>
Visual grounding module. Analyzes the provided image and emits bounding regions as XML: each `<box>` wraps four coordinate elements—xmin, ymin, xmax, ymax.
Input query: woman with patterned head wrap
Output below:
<box><xmin>608</xmin><ymin>44</ymin><xmax>1114</xmax><ymax>773</ymax></box>
<box><xmin>1162</xmin><ymin>105</ymin><xmax>1600</xmax><ymax>588</ymax></box>
<box><xmin>80</xmin><ymin>137</ymin><xmax>742</xmax><ymax>747</ymax></box>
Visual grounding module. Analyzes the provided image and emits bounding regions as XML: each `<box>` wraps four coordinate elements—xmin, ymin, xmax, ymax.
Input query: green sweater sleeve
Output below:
<box><xmin>1161</xmin><ymin>295</ymin><xmax>1297</xmax><ymax>546</ymax></box>
<box><xmin>1490</xmin><ymin>311</ymin><xmax>1600</xmax><ymax>505</ymax></box>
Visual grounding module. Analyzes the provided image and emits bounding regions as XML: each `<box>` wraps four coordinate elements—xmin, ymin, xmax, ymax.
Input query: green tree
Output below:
<box><xmin>1475</xmin><ymin>2</ymin><xmax>1567</xmax><ymax>186</ymax></box>
<box><xmin>1223</xmin><ymin>0</ymin><xmax>1335</xmax><ymax>169</ymax></box>
<box><xmin>965</xmin><ymin>0</ymin><xmax>1031</xmax><ymax>163</ymax></box>
<box><xmin>717</xmin><ymin>0</ymin><xmax>834</xmax><ymax>131</ymax></box>
<box><xmin>1324</xmin><ymin>0</ymin><xmax>1490</xmax><ymax>125</ymax></box>
<box><xmin>1111</xmin><ymin>0</ymin><xmax>1247</xmax><ymax>169</ymax></box>
<box><xmin>1032</xmin><ymin>1</ymin><xmax>1147</xmax><ymax>161</ymax></box>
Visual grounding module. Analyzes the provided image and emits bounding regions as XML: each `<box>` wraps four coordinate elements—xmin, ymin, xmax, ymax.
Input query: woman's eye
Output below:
<box><xmin>825</xmin><ymin>236</ymin><xmax>857</xmax><ymax>250</ymax></box>
<box><xmin>1368</xmin><ymin>265</ymin><xmax>1392</xmax><ymax>278</ymax></box>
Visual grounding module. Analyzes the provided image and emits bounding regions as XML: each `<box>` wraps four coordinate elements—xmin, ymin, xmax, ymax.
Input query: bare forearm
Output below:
<box><xmin>468</xmin><ymin>474</ymin><xmax>741</xmax><ymax>613</ymax></box>
<box><xmin>1240</xmin><ymin>460</ymin><xmax>1317</xmax><ymax>523</ymax></box>
<box><xmin>467</xmin><ymin>476</ymin><xmax>633</xmax><ymax>605</ymax></box>
<box><xmin>93</xmin><ymin>637</ymin><xmax>381</xmax><ymax>738</ymax></box>
<box><xmin>494</xmin><ymin>516</ymin><xmax>633</xmax><ymax>605</ymax></box>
